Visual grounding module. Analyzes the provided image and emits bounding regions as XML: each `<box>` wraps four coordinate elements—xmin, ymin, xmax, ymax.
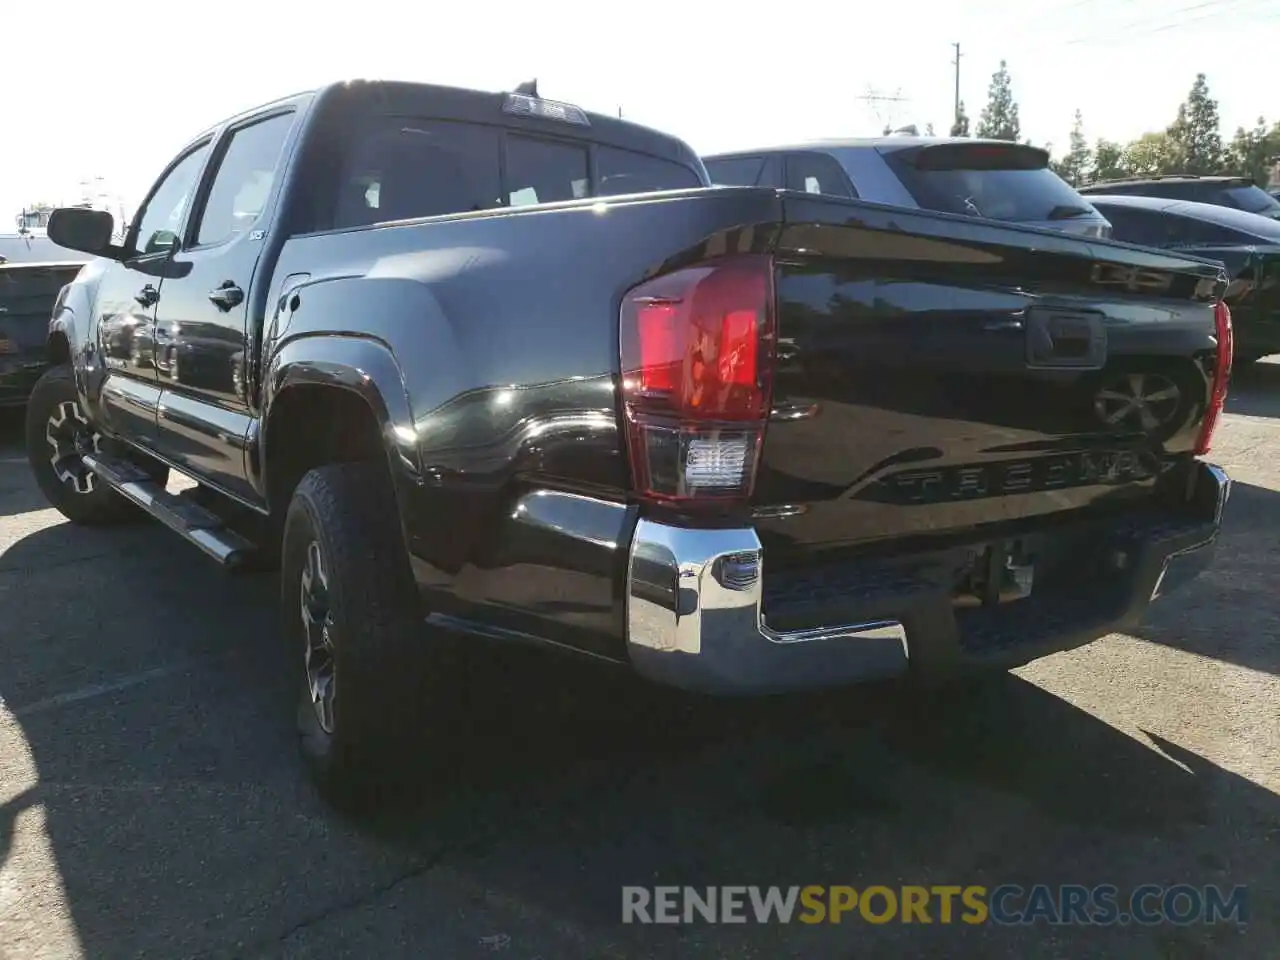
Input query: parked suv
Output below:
<box><xmin>703</xmin><ymin>137</ymin><xmax>1113</xmax><ymax>238</ymax></box>
<box><xmin>1079</xmin><ymin>175</ymin><xmax>1280</xmax><ymax>221</ymax></box>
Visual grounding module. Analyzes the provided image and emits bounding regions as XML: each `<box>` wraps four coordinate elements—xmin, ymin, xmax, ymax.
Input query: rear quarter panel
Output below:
<box><xmin>263</xmin><ymin>187</ymin><xmax>784</xmax><ymax>656</ymax></box>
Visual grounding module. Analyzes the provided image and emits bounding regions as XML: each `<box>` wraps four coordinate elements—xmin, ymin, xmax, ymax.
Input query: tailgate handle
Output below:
<box><xmin>1025</xmin><ymin>308</ymin><xmax>1107</xmax><ymax>370</ymax></box>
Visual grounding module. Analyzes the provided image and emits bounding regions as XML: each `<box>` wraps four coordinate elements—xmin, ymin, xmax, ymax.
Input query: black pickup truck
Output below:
<box><xmin>28</xmin><ymin>79</ymin><xmax>1233</xmax><ymax>809</ymax></box>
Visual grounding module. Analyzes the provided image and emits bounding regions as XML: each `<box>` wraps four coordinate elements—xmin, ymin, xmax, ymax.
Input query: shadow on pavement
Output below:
<box><xmin>1131</xmin><ymin>480</ymin><xmax>1280</xmax><ymax>677</ymax></box>
<box><xmin>1226</xmin><ymin>360</ymin><xmax>1280</xmax><ymax>419</ymax></box>
<box><xmin>0</xmin><ymin>507</ymin><xmax>1276</xmax><ymax>958</ymax></box>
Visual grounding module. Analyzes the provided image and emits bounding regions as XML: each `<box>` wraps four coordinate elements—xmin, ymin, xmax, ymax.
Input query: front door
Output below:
<box><xmin>93</xmin><ymin>142</ymin><xmax>213</xmax><ymax>447</ymax></box>
<box><xmin>151</xmin><ymin>110</ymin><xmax>295</xmax><ymax>500</ymax></box>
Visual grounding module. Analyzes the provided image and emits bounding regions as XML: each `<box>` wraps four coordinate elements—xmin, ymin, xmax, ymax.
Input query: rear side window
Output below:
<box><xmin>335</xmin><ymin>120</ymin><xmax>501</xmax><ymax>228</ymax></box>
<box><xmin>705</xmin><ymin>156</ymin><xmax>766</xmax><ymax>186</ymax></box>
<box><xmin>506</xmin><ymin>135</ymin><xmax>589</xmax><ymax>206</ymax></box>
<box><xmin>877</xmin><ymin>144</ymin><xmax>1094</xmax><ymax>223</ymax></box>
<box><xmin>597</xmin><ymin>146</ymin><xmax>701</xmax><ymax>196</ymax></box>
<box><xmin>785</xmin><ymin>151</ymin><xmax>857</xmax><ymax>198</ymax></box>
<box><xmin>1174</xmin><ymin>215</ymin><xmax>1257</xmax><ymax>244</ymax></box>
<box><xmin>1096</xmin><ymin>206</ymin><xmax>1183</xmax><ymax>247</ymax></box>
<box><xmin>1220</xmin><ymin>184</ymin><xmax>1280</xmax><ymax>216</ymax></box>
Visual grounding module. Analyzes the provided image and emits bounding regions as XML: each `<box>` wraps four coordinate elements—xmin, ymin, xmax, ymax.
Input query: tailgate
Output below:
<box><xmin>753</xmin><ymin>194</ymin><xmax>1227</xmax><ymax>566</ymax></box>
<box><xmin>0</xmin><ymin>263</ymin><xmax>84</xmax><ymax>352</ymax></box>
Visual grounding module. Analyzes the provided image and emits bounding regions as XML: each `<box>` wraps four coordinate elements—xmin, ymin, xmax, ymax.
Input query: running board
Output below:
<box><xmin>81</xmin><ymin>453</ymin><xmax>257</xmax><ymax>570</ymax></box>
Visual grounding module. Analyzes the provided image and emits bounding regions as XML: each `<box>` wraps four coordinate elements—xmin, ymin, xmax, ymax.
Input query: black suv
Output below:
<box><xmin>703</xmin><ymin>137</ymin><xmax>1113</xmax><ymax>238</ymax></box>
<box><xmin>1078</xmin><ymin>175</ymin><xmax>1280</xmax><ymax>221</ymax></box>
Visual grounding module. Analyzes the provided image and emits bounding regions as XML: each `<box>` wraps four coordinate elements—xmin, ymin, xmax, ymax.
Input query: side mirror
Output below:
<box><xmin>46</xmin><ymin>207</ymin><xmax>122</xmax><ymax>260</ymax></box>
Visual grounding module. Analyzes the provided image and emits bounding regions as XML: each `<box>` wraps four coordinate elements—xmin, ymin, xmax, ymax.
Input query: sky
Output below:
<box><xmin>3</xmin><ymin>0</ymin><xmax>1278</xmax><ymax>225</ymax></box>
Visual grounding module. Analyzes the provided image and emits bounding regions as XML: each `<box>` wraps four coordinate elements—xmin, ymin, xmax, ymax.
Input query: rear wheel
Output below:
<box><xmin>23</xmin><ymin>366</ymin><xmax>166</xmax><ymax>524</ymax></box>
<box><xmin>281</xmin><ymin>461</ymin><xmax>458</xmax><ymax>813</ymax></box>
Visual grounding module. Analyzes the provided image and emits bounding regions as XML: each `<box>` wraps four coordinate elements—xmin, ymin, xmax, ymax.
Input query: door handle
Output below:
<box><xmin>208</xmin><ymin>282</ymin><xmax>244</xmax><ymax>311</ymax></box>
<box><xmin>135</xmin><ymin>284</ymin><xmax>160</xmax><ymax>307</ymax></box>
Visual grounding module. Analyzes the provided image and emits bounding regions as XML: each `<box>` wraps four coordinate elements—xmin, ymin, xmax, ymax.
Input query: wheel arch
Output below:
<box><xmin>258</xmin><ymin>335</ymin><xmax>421</xmax><ymax>518</ymax></box>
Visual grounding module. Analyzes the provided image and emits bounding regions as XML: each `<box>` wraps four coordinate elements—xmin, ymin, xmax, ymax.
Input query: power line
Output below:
<box><xmin>857</xmin><ymin>86</ymin><xmax>909</xmax><ymax>134</ymax></box>
<box><xmin>1063</xmin><ymin>0</ymin><xmax>1273</xmax><ymax>45</ymax></box>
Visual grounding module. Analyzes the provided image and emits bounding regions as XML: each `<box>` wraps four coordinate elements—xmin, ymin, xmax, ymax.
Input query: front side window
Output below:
<box><xmin>194</xmin><ymin>112</ymin><xmax>295</xmax><ymax>247</ymax></box>
<box><xmin>704</xmin><ymin>156</ymin><xmax>766</xmax><ymax>187</ymax></box>
<box><xmin>131</xmin><ymin>143</ymin><xmax>211</xmax><ymax>256</ymax></box>
<box><xmin>786</xmin><ymin>152</ymin><xmax>857</xmax><ymax>198</ymax></box>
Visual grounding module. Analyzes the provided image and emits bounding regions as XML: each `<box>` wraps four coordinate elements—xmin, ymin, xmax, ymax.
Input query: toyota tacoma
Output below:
<box><xmin>27</xmin><ymin>79</ymin><xmax>1233</xmax><ymax>809</ymax></box>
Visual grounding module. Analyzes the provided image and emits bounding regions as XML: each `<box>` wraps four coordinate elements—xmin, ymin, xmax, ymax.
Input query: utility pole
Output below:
<box><xmin>951</xmin><ymin>42</ymin><xmax>963</xmax><ymax>129</ymax></box>
<box><xmin>857</xmin><ymin>86</ymin><xmax>909</xmax><ymax>135</ymax></box>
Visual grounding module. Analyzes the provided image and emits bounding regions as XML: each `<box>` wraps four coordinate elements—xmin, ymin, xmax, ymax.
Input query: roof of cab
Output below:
<box><xmin>185</xmin><ymin>79</ymin><xmax>701</xmax><ymax>169</ymax></box>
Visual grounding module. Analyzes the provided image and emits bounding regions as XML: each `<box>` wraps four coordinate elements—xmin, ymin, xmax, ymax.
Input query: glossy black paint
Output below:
<box><xmin>44</xmin><ymin>79</ymin><xmax>1228</xmax><ymax>665</ymax></box>
<box><xmin>754</xmin><ymin>194</ymin><xmax>1225</xmax><ymax>566</ymax></box>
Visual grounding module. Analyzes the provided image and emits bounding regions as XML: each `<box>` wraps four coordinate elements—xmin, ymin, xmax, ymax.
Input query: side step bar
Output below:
<box><xmin>82</xmin><ymin>453</ymin><xmax>257</xmax><ymax>570</ymax></box>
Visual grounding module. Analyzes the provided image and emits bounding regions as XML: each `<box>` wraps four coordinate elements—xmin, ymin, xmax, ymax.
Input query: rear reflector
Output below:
<box><xmin>1195</xmin><ymin>300</ymin><xmax>1233</xmax><ymax>456</ymax></box>
<box><xmin>619</xmin><ymin>255</ymin><xmax>775</xmax><ymax>508</ymax></box>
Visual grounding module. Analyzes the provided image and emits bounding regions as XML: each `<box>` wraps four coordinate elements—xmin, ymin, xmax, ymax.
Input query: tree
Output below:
<box><xmin>1123</xmin><ymin>131</ymin><xmax>1182</xmax><ymax>177</ymax></box>
<box><xmin>1093</xmin><ymin>139</ymin><xmax>1127</xmax><ymax>182</ymax></box>
<box><xmin>925</xmin><ymin>122</ymin><xmax>936</xmax><ymax>136</ymax></box>
<box><xmin>1166</xmin><ymin>73</ymin><xmax>1224</xmax><ymax>174</ymax></box>
<box><xmin>976</xmin><ymin>61</ymin><xmax>1021</xmax><ymax>142</ymax></box>
<box><xmin>1225</xmin><ymin>118</ymin><xmax>1280</xmax><ymax>184</ymax></box>
<box><xmin>1052</xmin><ymin>110</ymin><xmax>1093</xmax><ymax>186</ymax></box>
<box><xmin>950</xmin><ymin>100</ymin><xmax>971</xmax><ymax>137</ymax></box>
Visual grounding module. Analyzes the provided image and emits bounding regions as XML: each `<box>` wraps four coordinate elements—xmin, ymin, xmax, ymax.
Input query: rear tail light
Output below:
<box><xmin>1194</xmin><ymin>299</ymin><xmax>1233</xmax><ymax>456</ymax></box>
<box><xmin>619</xmin><ymin>254</ymin><xmax>775</xmax><ymax>509</ymax></box>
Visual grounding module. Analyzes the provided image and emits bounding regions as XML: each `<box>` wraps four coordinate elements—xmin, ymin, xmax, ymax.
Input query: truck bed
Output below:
<box><xmin>262</xmin><ymin>186</ymin><xmax>1226</xmax><ymax>659</ymax></box>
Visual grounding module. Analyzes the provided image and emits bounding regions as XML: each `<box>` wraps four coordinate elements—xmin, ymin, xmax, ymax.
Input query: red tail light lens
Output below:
<box><xmin>619</xmin><ymin>254</ymin><xmax>776</xmax><ymax>507</ymax></box>
<box><xmin>1195</xmin><ymin>300</ymin><xmax>1233</xmax><ymax>456</ymax></box>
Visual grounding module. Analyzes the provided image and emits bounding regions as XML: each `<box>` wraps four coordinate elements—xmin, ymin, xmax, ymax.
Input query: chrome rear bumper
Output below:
<box><xmin>624</xmin><ymin>462</ymin><xmax>1229</xmax><ymax>696</ymax></box>
<box><xmin>626</xmin><ymin>522</ymin><xmax>909</xmax><ymax>695</ymax></box>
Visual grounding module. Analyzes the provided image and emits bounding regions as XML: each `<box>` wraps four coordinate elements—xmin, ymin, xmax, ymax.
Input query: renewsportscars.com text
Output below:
<box><xmin>621</xmin><ymin>884</ymin><xmax>1249</xmax><ymax>926</ymax></box>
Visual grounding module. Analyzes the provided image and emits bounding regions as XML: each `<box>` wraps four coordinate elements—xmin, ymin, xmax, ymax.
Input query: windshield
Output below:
<box><xmin>1222</xmin><ymin>185</ymin><xmax>1280</xmax><ymax>217</ymax></box>
<box><xmin>875</xmin><ymin>145</ymin><xmax>1099</xmax><ymax>223</ymax></box>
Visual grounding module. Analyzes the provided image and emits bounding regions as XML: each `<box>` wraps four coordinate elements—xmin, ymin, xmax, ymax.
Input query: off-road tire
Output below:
<box><xmin>281</xmin><ymin>461</ymin><xmax>452</xmax><ymax>813</ymax></box>
<box><xmin>24</xmin><ymin>365</ymin><xmax>166</xmax><ymax>525</ymax></box>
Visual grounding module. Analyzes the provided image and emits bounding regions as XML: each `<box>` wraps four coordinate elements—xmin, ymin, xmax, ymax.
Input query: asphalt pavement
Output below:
<box><xmin>1</xmin><ymin>366</ymin><xmax>1278</xmax><ymax>959</ymax></box>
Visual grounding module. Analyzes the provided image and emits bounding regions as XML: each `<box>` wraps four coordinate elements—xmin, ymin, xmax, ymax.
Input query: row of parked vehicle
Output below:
<box><xmin>0</xmin><ymin>80</ymin><xmax>1237</xmax><ymax>811</ymax></box>
<box><xmin>701</xmin><ymin>139</ymin><xmax>1280</xmax><ymax>365</ymax></box>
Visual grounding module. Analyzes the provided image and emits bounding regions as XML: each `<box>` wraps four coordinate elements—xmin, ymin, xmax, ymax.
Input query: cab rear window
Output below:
<box><xmin>331</xmin><ymin>117</ymin><xmax>701</xmax><ymax>229</ymax></box>
<box><xmin>876</xmin><ymin>143</ymin><xmax>1094</xmax><ymax>223</ymax></box>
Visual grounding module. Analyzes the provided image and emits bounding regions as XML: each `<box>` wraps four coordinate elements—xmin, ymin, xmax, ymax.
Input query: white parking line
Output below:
<box><xmin>6</xmin><ymin>657</ymin><xmax>218</xmax><ymax>719</ymax></box>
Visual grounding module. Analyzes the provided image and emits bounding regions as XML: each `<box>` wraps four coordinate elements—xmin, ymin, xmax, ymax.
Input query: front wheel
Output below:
<box><xmin>23</xmin><ymin>366</ymin><xmax>165</xmax><ymax>525</ymax></box>
<box><xmin>280</xmin><ymin>461</ymin><xmax>458</xmax><ymax>813</ymax></box>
